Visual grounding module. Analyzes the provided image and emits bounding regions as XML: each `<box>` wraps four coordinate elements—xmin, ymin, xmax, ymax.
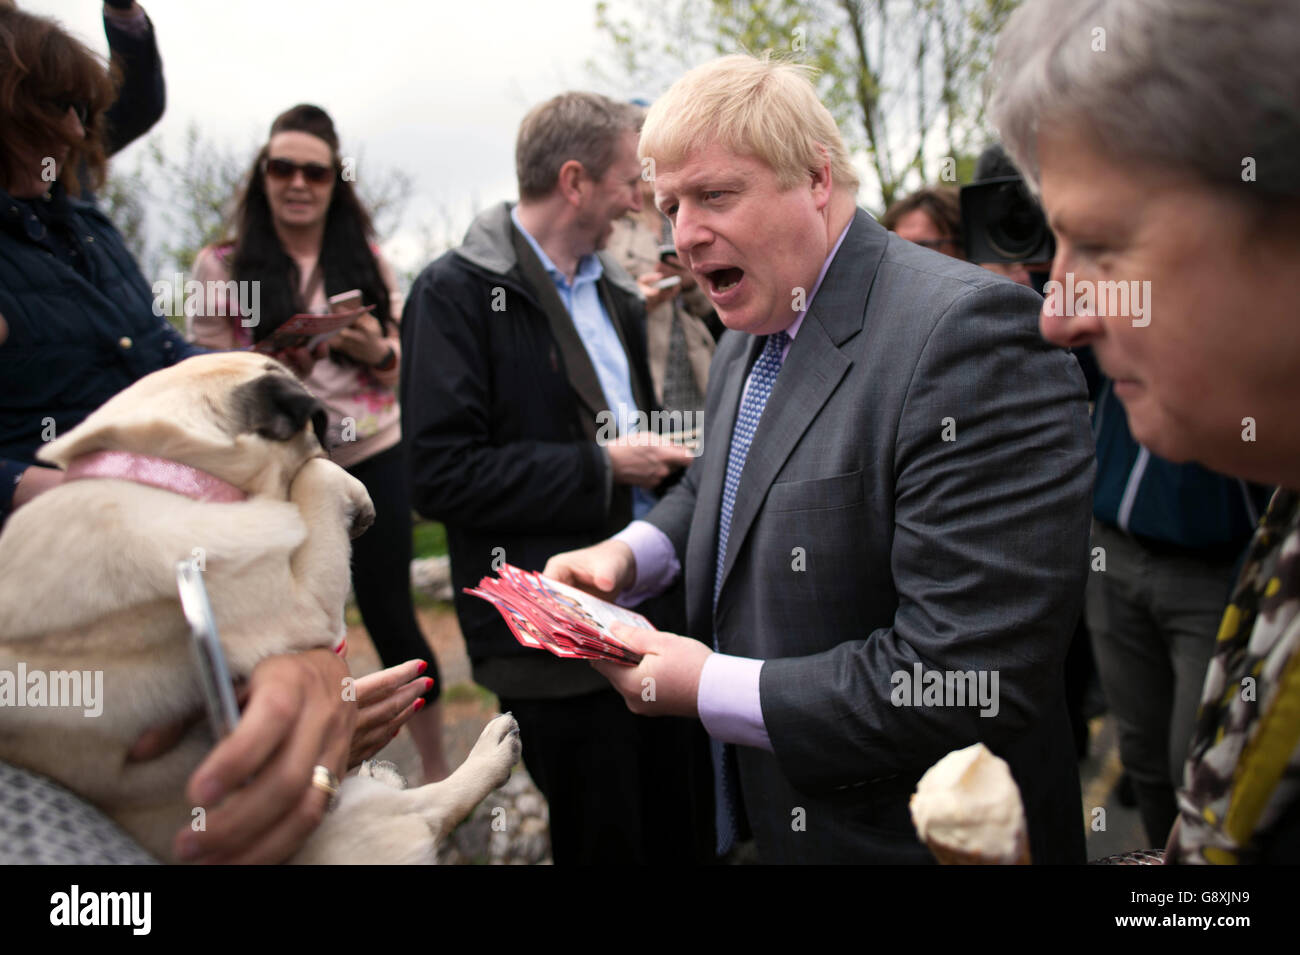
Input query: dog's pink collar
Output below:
<box><xmin>64</xmin><ymin>450</ymin><xmax>247</xmax><ymax>503</ymax></box>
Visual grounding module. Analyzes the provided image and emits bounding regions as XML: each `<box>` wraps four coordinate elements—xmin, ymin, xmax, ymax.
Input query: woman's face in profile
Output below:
<box><xmin>263</xmin><ymin>130</ymin><xmax>335</xmax><ymax>233</ymax></box>
<box><xmin>4</xmin><ymin>102</ymin><xmax>84</xmax><ymax>198</ymax></box>
<box><xmin>1036</xmin><ymin>127</ymin><xmax>1300</xmax><ymax>486</ymax></box>
<box><xmin>893</xmin><ymin>208</ymin><xmax>964</xmax><ymax>261</ymax></box>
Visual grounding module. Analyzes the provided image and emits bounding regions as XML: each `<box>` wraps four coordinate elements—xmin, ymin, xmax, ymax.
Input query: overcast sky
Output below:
<box><xmin>24</xmin><ymin>0</ymin><xmax>631</xmax><ymax>273</ymax></box>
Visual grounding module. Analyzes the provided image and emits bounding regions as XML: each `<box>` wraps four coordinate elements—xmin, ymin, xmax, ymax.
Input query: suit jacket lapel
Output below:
<box><xmin>713</xmin><ymin>208</ymin><xmax>887</xmax><ymax>608</ymax></box>
<box><xmin>510</xmin><ymin>225</ymin><xmax>608</xmax><ymax>440</ymax></box>
<box><xmin>714</xmin><ymin>321</ymin><xmax>852</xmax><ymax>603</ymax></box>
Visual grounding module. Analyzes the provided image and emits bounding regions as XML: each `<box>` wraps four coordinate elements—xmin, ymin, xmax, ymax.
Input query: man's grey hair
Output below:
<box><xmin>516</xmin><ymin>92</ymin><xmax>643</xmax><ymax>201</ymax></box>
<box><xmin>990</xmin><ymin>0</ymin><xmax>1300</xmax><ymax>207</ymax></box>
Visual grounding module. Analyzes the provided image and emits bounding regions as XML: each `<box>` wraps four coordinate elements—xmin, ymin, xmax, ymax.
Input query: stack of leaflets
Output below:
<box><xmin>250</xmin><ymin>306</ymin><xmax>373</xmax><ymax>355</ymax></box>
<box><xmin>465</xmin><ymin>564</ymin><xmax>647</xmax><ymax>665</ymax></box>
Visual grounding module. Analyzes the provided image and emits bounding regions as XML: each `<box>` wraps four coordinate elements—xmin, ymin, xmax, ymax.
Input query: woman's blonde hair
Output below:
<box><xmin>641</xmin><ymin>54</ymin><xmax>858</xmax><ymax>194</ymax></box>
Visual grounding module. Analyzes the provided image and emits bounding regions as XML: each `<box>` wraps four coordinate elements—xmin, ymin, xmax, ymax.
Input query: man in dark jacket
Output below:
<box><xmin>400</xmin><ymin>93</ymin><xmax>713</xmax><ymax>864</ymax></box>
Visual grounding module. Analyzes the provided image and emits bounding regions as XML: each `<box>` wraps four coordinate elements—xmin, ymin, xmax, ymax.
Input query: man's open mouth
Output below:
<box><xmin>707</xmin><ymin>267</ymin><xmax>744</xmax><ymax>293</ymax></box>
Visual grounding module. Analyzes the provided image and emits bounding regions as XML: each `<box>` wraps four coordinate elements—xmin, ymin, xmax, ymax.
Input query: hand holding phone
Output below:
<box><xmin>328</xmin><ymin>290</ymin><xmax>364</xmax><ymax>314</ymax></box>
<box><xmin>655</xmin><ymin>246</ymin><xmax>698</xmax><ymax>293</ymax></box>
<box><xmin>176</xmin><ymin>561</ymin><xmax>240</xmax><ymax>739</ymax></box>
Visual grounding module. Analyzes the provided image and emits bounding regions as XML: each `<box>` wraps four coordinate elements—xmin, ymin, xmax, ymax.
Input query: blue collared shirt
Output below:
<box><xmin>510</xmin><ymin>206</ymin><xmax>653</xmax><ymax>518</ymax></box>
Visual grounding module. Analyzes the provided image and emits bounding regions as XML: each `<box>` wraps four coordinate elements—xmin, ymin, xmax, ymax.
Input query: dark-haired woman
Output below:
<box><xmin>0</xmin><ymin>6</ymin><xmax>194</xmax><ymax>519</ymax></box>
<box><xmin>191</xmin><ymin>104</ymin><xmax>449</xmax><ymax>783</ymax></box>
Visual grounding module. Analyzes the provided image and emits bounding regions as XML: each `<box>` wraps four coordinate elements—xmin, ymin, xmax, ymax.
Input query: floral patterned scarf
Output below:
<box><xmin>1170</xmin><ymin>490</ymin><xmax>1300</xmax><ymax>863</ymax></box>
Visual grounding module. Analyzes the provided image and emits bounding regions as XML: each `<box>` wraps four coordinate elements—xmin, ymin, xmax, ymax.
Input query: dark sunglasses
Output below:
<box><xmin>261</xmin><ymin>157</ymin><xmax>336</xmax><ymax>184</ymax></box>
<box><xmin>51</xmin><ymin>98</ymin><xmax>89</xmax><ymax>126</ymax></box>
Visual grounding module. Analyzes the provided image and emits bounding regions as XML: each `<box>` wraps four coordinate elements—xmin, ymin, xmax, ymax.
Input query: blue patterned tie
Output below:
<box><xmin>711</xmin><ymin>329</ymin><xmax>790</xmax><ymax>856</ymax></box>
<box><xmin>715</xmin><ymin>330</ymin><xmax>790</xmax><ymax>606</ymax></box>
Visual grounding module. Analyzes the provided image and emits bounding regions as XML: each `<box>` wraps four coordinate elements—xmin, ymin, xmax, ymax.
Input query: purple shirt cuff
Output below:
<box><xmin>697</xmin><ymin>653</ymin><xmax>771</xmax><ymax>751</ymax></box>
<box><xmin>612</xmin><ymin>520</ymin><xmax>679</xmax><ymax>607</ymax></box>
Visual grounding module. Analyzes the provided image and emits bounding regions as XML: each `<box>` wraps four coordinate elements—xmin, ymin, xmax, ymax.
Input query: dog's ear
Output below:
<box><xmin>233</xmin><ymin>373</ymin><xmax>329</xmax><ymax>448</ymax></box>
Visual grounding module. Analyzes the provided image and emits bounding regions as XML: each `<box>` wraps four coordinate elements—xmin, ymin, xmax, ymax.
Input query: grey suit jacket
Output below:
<box><xmin>646</xmin><ymin>209</ymin><xmax>1095</xmax><ymax>863</ymax></box>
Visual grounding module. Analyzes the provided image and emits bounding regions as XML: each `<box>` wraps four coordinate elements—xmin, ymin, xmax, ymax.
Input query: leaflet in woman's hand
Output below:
<box><xmin>250</xmin><ymin>306</ymin><xmax>373</xmax><ymax>355</ymax></box>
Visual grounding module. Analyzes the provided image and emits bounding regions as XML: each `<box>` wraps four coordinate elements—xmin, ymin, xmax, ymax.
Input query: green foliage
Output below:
<box><xmin>950</xmin><ymin>150</ymin><xmax>981</xmax><ymax>186</ymax></box>
<box><xmin>99</xmin><ymin>149</ymin><xmax>156</xmax><ymax>276</ymax></box>
<box><xmin>411</xmin><ymin>587</ymin><xmax>442</xmax><ymax>609</ymax></box>
<box><xmin>412</xmin><ymin>520</ymin><xmax>448</xmax><ymax>560</ymax></box>
<box><xmin>590</xmin><ymin>0</ymin><xmax>1022</xmax><ymax>208</ymax></box>
<box><xmin>147</xmin><ymin>125</ymin><xmax>250</xmax><ymax>274</ymax></box>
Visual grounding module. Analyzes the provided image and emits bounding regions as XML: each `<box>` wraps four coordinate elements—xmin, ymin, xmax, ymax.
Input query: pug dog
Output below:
<box><xmin>0</xmin><ymin>353</ymin><xmax>520</xmax><ymax>864</ymax></box>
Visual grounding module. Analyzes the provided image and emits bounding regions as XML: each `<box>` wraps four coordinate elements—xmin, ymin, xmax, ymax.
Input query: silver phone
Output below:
<box><xmin>175</xmin><ymin>561</ymin><xmax>240</xmax><ymax>739</ymax></box>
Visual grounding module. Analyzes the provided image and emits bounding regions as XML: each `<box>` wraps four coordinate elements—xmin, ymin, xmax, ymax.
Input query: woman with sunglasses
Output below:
<box><xmin>191</xmin><ymin>104</ymin><xmax>450</xmax><ymax>784</ymax></box>
<box><xmin>0</xmin><ymin>7</ymin><xmax>199</xmax><ymax>520</ymax></box>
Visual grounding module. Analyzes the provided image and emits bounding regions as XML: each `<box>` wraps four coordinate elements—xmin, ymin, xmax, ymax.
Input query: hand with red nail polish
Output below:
<box><xmin>347</xmin><ymin>659</ymin><xmax>432</xmax><ymax>767</ymax></box>
<box><xmin>176</xmin><ymin>648</ymin><xmax>353</xmax><ymax>864</ymax></box>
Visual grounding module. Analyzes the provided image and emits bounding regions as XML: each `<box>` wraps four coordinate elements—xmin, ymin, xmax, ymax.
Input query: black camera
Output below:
<box><xmin>960</xmin><ymin>144</ymin><xmax>1054</xmax><ymax>267</ymax></box>
<box><xmin>960</xmin><ymin>175</ymin><xmax>1055</xmax><ymax>266</ymax></box>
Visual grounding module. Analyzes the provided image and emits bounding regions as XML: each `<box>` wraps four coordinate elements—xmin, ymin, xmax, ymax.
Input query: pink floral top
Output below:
<box><xmin>188</xmin><ymin>243</ymin><xmax>403</xmax><ymax>469</ymax></box>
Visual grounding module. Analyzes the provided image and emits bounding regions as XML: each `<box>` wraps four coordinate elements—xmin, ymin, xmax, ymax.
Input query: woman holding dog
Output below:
<box><xmin>190</xmin><ymin>105</ymin><xmax>450</xmax><ymax>784</ymax></box>
<box><xmin>992</xmin><ymin>0</ymin><xmax>1300</xmax><ymax>862</ymax></box>
<box><xmin>0</xmin><ymin>7</ymin><xmax>425</xmax><ymax>864</ymax></box>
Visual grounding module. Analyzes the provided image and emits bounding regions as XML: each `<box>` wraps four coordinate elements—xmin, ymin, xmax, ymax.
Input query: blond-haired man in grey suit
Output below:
<box><xmin>546</xmin><ymin>55</ymin><xmax>1095</xmax><ymax>864</ymax></box>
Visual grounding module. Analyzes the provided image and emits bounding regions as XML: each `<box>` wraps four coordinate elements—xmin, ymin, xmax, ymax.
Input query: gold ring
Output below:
<box><xmin>311</xmin><ymin>764</ymin><xmax>340</xmax><ymax>810</ymax></box>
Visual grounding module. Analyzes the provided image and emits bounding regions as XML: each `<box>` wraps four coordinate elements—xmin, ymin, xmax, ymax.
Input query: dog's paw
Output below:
<box><xmin>465</xmin><ymin>712</ymin><xmax>521</xmax><ymax>790</ymax></box>
<box><xmin>342</xmin><ymin>473</ymin><xmax>375</xmax><ymax>539</ymax></box>
<box><xmin>348</xmin><ymin>496</ymin><xmax>376</xmax><ymax>539</ymax></box>
<box><xmin>291</xmin><ymin>458</ymin><xmax>374</xmax><ymax>539</ymax></box>
<box><xmin>357</xmin><ymin>759</ymin><xmax>407</xmax><ymax>790</ymax></box>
